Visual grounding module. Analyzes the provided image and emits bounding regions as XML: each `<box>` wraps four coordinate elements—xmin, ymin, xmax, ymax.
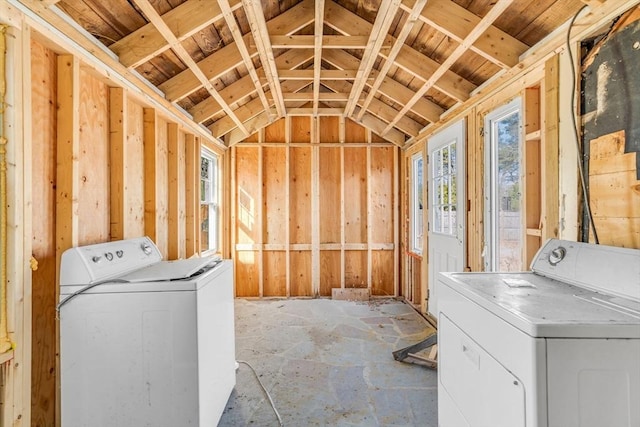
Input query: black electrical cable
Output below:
<box><xmin>566</xmin><ymin>4</ymin><xmax>600</xmax><ymax>244</ymax></box>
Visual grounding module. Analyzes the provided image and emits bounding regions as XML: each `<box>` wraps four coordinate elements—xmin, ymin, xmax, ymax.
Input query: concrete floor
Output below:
<box><xmin>219</xmin><ymin>298</ymin><xmax>439</xmax><ymax>427</ymax></box>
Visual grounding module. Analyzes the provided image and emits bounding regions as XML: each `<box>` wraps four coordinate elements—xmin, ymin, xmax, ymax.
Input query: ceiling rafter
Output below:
<box><xmin>218</xmin><ymin>0</ymin><xmax>272</xmax><ymax>119</ymax></box>
<box><xmin>400</xmin><ymin>0</ymin><xmax>528</xmax><ymax>69</ymax></box>
<box><xmin>158</xmin><ymin>0</ymin><xmax>314</xmax><ymax>102</ymax></box>
<box><xmin>382</xmin><ymin>0</ymin><xmax>515</xmax><ymax>136</ymax></box>
<box><xmin>344</xmin><ymin>0</ymin><xmax>401</xmax><ymax>117</ymax></box>
<box><xmin>313</xmin><ymin>0</ymin><xmax>326</xmax><ymax>115</ymax></box>
<box><xmin>324</xmin><ymin>0</ymin><xmax>476</xmax><ymax>103</ymax></box>
<box><xmin>355</xmin><ymin>0</ymin><xmax>428</xmax><ymax>122</ymax></box>
<box><xmin>271</xmin><ymin>35</ymin><xmax>387</xmax><ymax>49</ymax></box>
<box><xmin>111</xmin><ymin>0</ymin><xmax>243</xmax><ymax>68</ymax></box>
<box><xmin>129</xmin><ymin>0</ymin><xmax>249</xmax><ymax>137</ymax></box>
<box><xmin>190</xmin><ymin>49</ymin><xmax>312</xmax><ymax>123</ymax></box>
<box><xmin>242</xmin><ymin>0</ymin><xmax>286</xmax><ymax>118</ymax></box>
<box><xmin>323</xmin><ymin>49</ymin><xmax>444</xmax><ymax>123</ymax></box>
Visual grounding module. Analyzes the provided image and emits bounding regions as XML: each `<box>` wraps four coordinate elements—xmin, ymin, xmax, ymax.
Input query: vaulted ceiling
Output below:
<box><xmin>40</xmin><ymin>0</ymin><xmax>586</xmax><ymax>146</ymax></box>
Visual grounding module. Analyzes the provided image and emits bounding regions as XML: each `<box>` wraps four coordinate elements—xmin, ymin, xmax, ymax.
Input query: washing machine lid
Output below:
<box><xmin>439</xmin><ymin>271</ymin><xmax>640</xmax><ymax>338</ymax></box>
<box><xmin>118</xmin><ymin>256</ymin><xmax>222</xmax><ymax>282</ymax></box>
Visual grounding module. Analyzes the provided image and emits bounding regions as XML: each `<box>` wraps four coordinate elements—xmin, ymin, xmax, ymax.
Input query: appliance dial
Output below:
<box><xmin>548</xmin><ymin>246</ymin><xmax>566</xmax><ymax>266</ymax></box>
<box><xmin>141</xmin><ymin>243</ymin><xmax>153</xmax><ymax>255</ymax></box>
<box><xmin>116</xmin><ymin>250</ymin><xmax>124</xmax><ymax>258</ymax></box>
<box><xmin>91</xmin><ymin>255</ymin><xmax>102</xmax><ymax>263</ymax></box>
<box><xmin>105</xmin><ymin>252</ymin><xmax>114</xmax><ymax>261</ymax></box>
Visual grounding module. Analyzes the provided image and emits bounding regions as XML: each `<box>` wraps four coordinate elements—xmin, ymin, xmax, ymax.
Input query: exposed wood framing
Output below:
<box><xmin>312</xmin><ymin>0</ymin><xmax>325</xmax><ymax>115</ymax></box>
<box><xmin>381</xmin><ymin>0</ymin><xmax>515</xmax><ymax>137</ymax></box>
<box><xmin>130</xmin><ymin>0</ymin><xmax>249</xmax><ymax>137</ymax></box>
<box><xmin>344</xmin><ymin>0</ymin><xmax>400</xmax><ymax>117</ymax></box>
<box><xmin>242</xmin><ymin>0</ymin><xmax>286</xmax><ymax>117</ymax></box>
<box><xmin>185</xmin><ymin>134</ymin><xmax>198</xmax><ymax>257</ymax></box>
<box><xmin>356</xmin><ymin>0</ymin><xmax>428</xmax><ymax>121</ymax></box>
<box><xmin>109</xmin><ymin>87</ymin><xmax>127</xmax><ymax>241</ymax></box>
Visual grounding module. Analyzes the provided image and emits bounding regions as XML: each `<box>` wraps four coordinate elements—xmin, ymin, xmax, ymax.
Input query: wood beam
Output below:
<box><xmin>111</xmin><ymin>0</ymin><xmax>243</xmax><ymax>68</ymax></box>
<box><xmin>382</xmin><ymin>0</ymin><xmax>514</xmax><ymax>136</ymax></box>
<box><xmin>242</xmin><ymin>0</ymin><xmax>286</xmax><ymax>117</ymax></box>
<box><xmin>313</xmin><ymin>0</ymin><xmax>326</xmax><ymax>115</ymax></box>
<box><xmin>270</xmin><ymin>35</ymin><xmax>383</xmax><ymax>49</ymax></box>
<box><xmin>400</xmin><ymin>0</ymin><xmax>528</xmax><ymax>68</ymax></box>
<box><xmin>190</xmin><ymin>49</ymin><xmax>313</xmax><ymax>123</ymax></box>
<box><xmin>323</xmin><ymin>49</ymin><xmax>444</xmax><ymax>123</ymax></box>
<box><xmin>158</xmin><ymin>0</ymin><xmax>314</xmax><ymax>101</ymax></box>
<box><xmin>283</xmin><ymin>92</ymin><xmax>352</xmax><ymax>101</ymax></box>
<box><xmin>344</xmin><ymin>0</ymin><xmax>401</xmax><ymax>117</ymax></box>
<box><xmin>130</xmin><ymin>0</ymin><xmax>249</xmax><ymax>137</ymax></box>
<box><xmin>325</xmin><ymin>0</ymin><xmax>476</xmax><ymax>102</ymax></box>
<box><xmin>218</xmin><ymin>0</ymin><xmax>271</xmax><ymax>116</ymax></box>
<box><xmin>109</xmin><ymin>87</ymin><xmax>127</xmax><ymax>241</ymax></box>
<box><xmin>356</xmin><ymin>0</ymin><xmax>428</xmax><ymax>121</ymax></box>
<box><xmin>269</xmin><ymin>69</ymin><xmax>372</xmax><ymax>80</ymax></box>
<box><xmin>185</xmin><ymin>134</ymin><xmax>199</xmax><ymax>257</ymax></box>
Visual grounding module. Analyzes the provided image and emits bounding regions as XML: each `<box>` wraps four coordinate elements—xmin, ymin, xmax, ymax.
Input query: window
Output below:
<box><xmin>432</xmin><ymin>141</ymin><xmax>457</xmax><ymax>236</ymax></box>
<box><xmin>411</xmin><ymin>153</ymin><xmax>424</xmax><ymax>254</ymax></box>
<box><xmin>485</xmin><ymin>98</ymin><xmax>523</xmax><ymax>272</ymax></box>
<box><xmin>201</xmin><ymin>149</ymin><xmax>219</xmax><ymax>253</ymax></box>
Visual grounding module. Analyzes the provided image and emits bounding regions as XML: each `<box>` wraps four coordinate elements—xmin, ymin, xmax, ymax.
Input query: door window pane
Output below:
<box><xmin>411</xmin><ymin>153</ymin><xmax>424</xmax><ymax>253</ymax></box>
<box><xmin>432</xmin><ymin>141</ymin><xmax>457</xmax><ymax>236</ymax></box>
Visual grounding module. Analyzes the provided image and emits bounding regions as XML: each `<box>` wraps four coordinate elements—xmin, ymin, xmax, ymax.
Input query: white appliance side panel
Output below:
<box><xmin>547</xmin><ymin>338</ymin><xmax>640</xmax><ymax>427</ymax></box>
<box><xmin>439</xmin><ymin>314</ymin><xmax>525</xmax><ymax>427</ymax></box>
<box><xmin>196</xmin><ymin>260</ymin><xmax>236</xmax><ymax>425</ymax></box>
<box><xmin>60</xmin><ymin>292</ymin><xmax>198</xmax><ymax>427</ymax></box>
<box><xmin>438</xmin><ymin>281</ymin><xmax>548</xmax><ymax>427</ymax></box>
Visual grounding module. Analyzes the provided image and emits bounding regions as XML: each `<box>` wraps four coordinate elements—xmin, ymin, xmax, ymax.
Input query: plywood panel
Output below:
<box><xmin>291</xmin><ymin>116</ymin><xmax>311</xmax><ymax>143</ymax></box>
<box><xmin>290</xmin><ymin>251</ymin><xmax>312</xmax><ymax>296</ymax></box>
<box><xmin>344</xmin><ymin>147</ymin><xmax>367</xmax><ymax>243</ymax></box>
<box><xmin>30</xmin><ymin>39</ymin><xmax>57</xmax><ymax>427</ymax></box>
<box><xmin>345</xmin><ymin>118</ymin><xmax>366</xmax><ymax>143</ymax></box>
<box><xmin>236</xmin><ymin>147</ymin><xmax>260</xmax><ymax>244</ymax></box>
<box><xmin>371</xmin><ymin>147</ymin><xmax>394</xmax><ymax>243</ymax></box>
<box><xmin>290</xmin><ymin>147</ymin><xmax>311</xmax><ymax>244</ymax></box>
<box><xmin>263</xmin><ymin>251</ymin><xmax>286</xmax><ymax>296</ymax></box>
<box><xmin>319</xmin><ymin>116</ymin><xmax>340</xmax><ymax>142</ymax></box>
<box><xmin>263</xmin><ymin>146</ymin><xmax>287</xmax><ymax>244</ymax></box>
<box><xmin>265</xmin><ymin>118</ymin><xmax>286</xmax><ymax>143</ymax></box>
<box><xmin>126</xmin><ymin>99</ymin><xmax>145</xmax><ymax>237</ymax></box>
<box><xmin>320</xmin><ymin>251</ymin><xmax>341</xmax><ymax>296</ymax></box>
<box><xmin>78</xmin><ymin>68</ymin><xmax>109</xmax><ymax>245</ymax></box>
<box><xmin>319</xmin><ymin>147</ymin><xmax>341</xmax><ymax>243</ymax></box>
<box><xmin>236</xmin><ymin>251</ymin><xmax>259</xmax><ymax>296</ymax></box>
<box><xmin>371</xmin><ymin>251</ymin><xmax>394</xmax><ymax>296</ymax></box>
<box><xmin>345</xmin><ymin>250</ymin><xmax>367</xmax><ymax>288</ymax></box>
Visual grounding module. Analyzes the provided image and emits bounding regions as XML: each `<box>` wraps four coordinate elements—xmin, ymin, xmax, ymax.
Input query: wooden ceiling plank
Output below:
<box><xmin>218</xmin><ymin>0</ymin><xmax>271</xmax><ymax>117</ymax></box>
<box><xmin>323</xmin><ymin>49</ymin><xmax>443</xmax><ymax>123</ymax></box>
<box><xmin>344</xmin><ymin>0</ymin><xmax>401</xmax><ymax>117</ymax></box>
<box><xmin>324</xmin><ymin>0</ymin><xmax>475</xmax><ymax>102</ymax></box>
<box><xmin>211</xmin><ymin>80</ymin><xmax>309</xmax><ymax>136</ymax></box>
<box><xmin>356</xmin><ymin>0</ymin><xmax>428</xmax><ymax>121</ymax></box>
<box><xmin>288</xmin><ymin>108</ymin><xmax>344</xmax><ymax>115</ymax></box>
<box><xmin>191</xmin><ymin>49</ymin><xmax>314</xmax><ymax>123</ymax></box>
<box><xmin>129</xmin><ymin>0</ymin><xmax>249</xmax><ymax>135</ymax></box>
<box><xmin>271</xmin><ymin>69</ymin><xmax>367</xmax><ymax>80</ymax></box>
<box><xmin>111</xmin><ymin>0</ymin><xmax>243</xmax><ymax>68</ymax></box>
<box><xmin>242</xmin><ymin>0</ymin><xmax>286</xmax><ymax>117</ymax></box>
<box><xmin>159</xmin><ymin>0</ymin><xmax>314</xmax><ymax>101</ymax></box>
<box><xmin>400</xmin><ymin>0</ymin><xmax>528</xmax><ymax>68</ymax></box>
<box><xmin>382</xmin><ymin>0</ymin><xmax>515</xmax><ymax>136</ymax></box>
<box><xmin>284</xmin><ymin>92</ymin><xmax>352</xmax><ymax>101</ymax></box>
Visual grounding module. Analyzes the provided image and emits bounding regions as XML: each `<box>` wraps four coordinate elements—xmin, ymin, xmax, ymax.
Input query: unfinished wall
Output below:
<box><xmin>28</xmin><ymin>38</ymin><xmax>212</xmax><ymax>426</ymax></box>
<box><xmin>582</xmin><ymin>12</ymin><xmax>640</xmax><ymax>248</ymax></box>
<box><xmin>232</xmin><ymin>117</ymin><xmax>398</xmax><ymax>297</ymax></box>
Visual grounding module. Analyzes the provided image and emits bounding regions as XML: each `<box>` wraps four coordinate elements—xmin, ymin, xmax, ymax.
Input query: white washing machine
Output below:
<box><xmin>437</xmin><ymin>239</ymin><xmax>640</xmax><ymax>427</ymax></box>
<box><xmin>59</xmin><ymin>237</ymin><xmax>236</xmax><ymax>427</ymax></box>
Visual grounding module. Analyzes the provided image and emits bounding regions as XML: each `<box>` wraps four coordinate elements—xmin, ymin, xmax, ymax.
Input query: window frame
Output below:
<box><xmin>484</xmin><ymin>97</ymin><xmax>523</xmax><ymax>272</ymax></box>
<box><xmin>410</xmin><ymin>152</ymin><xmax>424</xmax><ymax>255</ymax></box>
<box><xmin>200</xmin><ymin>148</ymin><xmax>220</xmax><ymax>255</ymax></box>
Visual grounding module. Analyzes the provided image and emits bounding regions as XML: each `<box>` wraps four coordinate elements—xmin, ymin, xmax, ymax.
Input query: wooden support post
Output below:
<box><xmin>167</xmin><ymin>122</ymin><xmax>182</xmax><ymax>260</ymax></box>
<box><xmin>543</xmin><ymin>54</ymin><xmax>560</xmax><ymax>241</ymax></box>
<box><xmin>185</xmin><ymin>134</ymin><xmax>198</xmax><ymax>257</ymax></box>
<box><xmin>311</xmin><ymin>128</ymin><xmax>320</xmax><ymax>295</ymax></box>
<box><xmin>339</xmin><ymin>116</ymin><xmax>345</xmax><ymax>289</ymax></box>
<box><xmin>194</xmin><ymin>137</ymin><xmax>201</xmax><ymax>253</ymax></box>
<box><xmin>258</xmin><ymin>129</ymin><xmax>264</xmax><ymax>297</ymax></box>
<box><xmin>393</xmin><ymin>145</ymin><xmax>400</xmax><ymax>296</ymax></box>
<box><xmin>285</xmin><ymin>116</ymin><xmax>291</xmax><ymax>297</ymax></box>
<box><xmin>143</xmin><ymin>108</ymin><xmax>158</xmax><ymax>244</ymax></box>
<box><xmin>366</xmin><ymin>145</ymin><xmax>372</xmax><ymax>291</ymax></box>
<box><xmin>109</xmin><ymin>87</ymin><xmax>127</xmax><ymax>241</ymax></box>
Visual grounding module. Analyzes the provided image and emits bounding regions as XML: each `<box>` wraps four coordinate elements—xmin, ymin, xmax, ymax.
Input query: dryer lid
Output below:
<box><xmin>119</xmin><ymin>256</ymin><xmax>222</xmax><ymax>282</ymax></box>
